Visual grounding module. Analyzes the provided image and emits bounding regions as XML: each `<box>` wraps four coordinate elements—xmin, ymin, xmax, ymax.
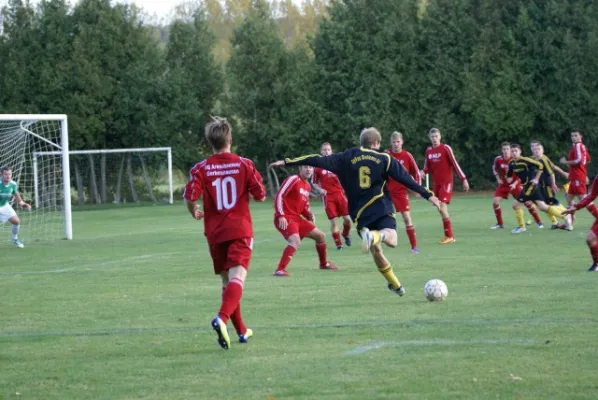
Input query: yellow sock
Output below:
<box><xmin>378</xmin><ymin>264</ymin><xmax>401</xmax><ymax>289</ymax></box>
<box><xmin>550</xmin><ymin>215</ymin><xmax>558</xmax><ymax>225</ymax></box>
<box><xmin>371</xmin><ymin>230</ymin><xmax>382</xmax><ymax>246</ymax></box>
<box><xmin>547</xmin><ymin>205</ymin><xmax>566</xmax><ymax>220</ymax></box>
<box><xmin>515</xmin><ymin>208</ymin><xmax>525</xmax><ymax>228</ymax></box>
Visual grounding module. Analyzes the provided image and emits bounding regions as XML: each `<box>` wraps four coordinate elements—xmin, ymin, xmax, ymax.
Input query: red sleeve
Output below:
<box><xmin>569</xmin><ymin>143</ymin><xmax>582</xmax><ymax>165</ymax></box>
<box><xmin>312</xmin><ymin>168</ymin><xmax>321</xmax><ymax>185</ymax></box>
<box><xmin>492</xmin><ymin>157</ymin><xmax>499</xmax><ymax>177</ymax></box>
<box><xmin>275</xmin><ymin>176</ymin><xmax>297</xmax><ymax>218</ymax></box>
<box><xmin>576</xmin><ymin>177</ymin><xmax>598</xmax><ymax>209</ymax></box>
<box><xmin>422</xmin><ymin>149</ymin><xmax>429</xmax><ymax>175</ymax></box>
<box><xmin>407</xmin><ymin>152</ymin><xmax>421</xmax><ymax>185</ymax></box>
<box><xmin>242</xmin><ymin>158</ymin><xmax>266</xmax><ymax>201</ymax></box>
<box><xmin>445</xmin><ymin>145</ymin><xmax>467</xmax><ymax>180</ymax></box>
<box><xmin>301</xmin><ymin>200</ymin><xmax>313</xmax><ymax>220</ymax></box>
<box><xmin>183</xmin><ymin>162</ymin><xmax>204</xmax><ymax>202</ymax></box>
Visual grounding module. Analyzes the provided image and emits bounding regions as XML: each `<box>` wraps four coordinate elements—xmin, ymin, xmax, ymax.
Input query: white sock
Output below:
<box><xmin>11</xmin><ymin>224</ymin><xmax>19</xmax><ymax>240</ymax></box>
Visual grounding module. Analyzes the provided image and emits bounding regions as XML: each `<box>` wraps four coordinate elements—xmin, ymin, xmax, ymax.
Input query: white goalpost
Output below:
<box><xmin>0</xmin><ymin>114</ymin><xmax>72</xmax><ymax>240</ymax></box>
<box><xmin>33</xmin><ymin>148</ymin><xmax>174</xmax><ymax>208</ymax></box>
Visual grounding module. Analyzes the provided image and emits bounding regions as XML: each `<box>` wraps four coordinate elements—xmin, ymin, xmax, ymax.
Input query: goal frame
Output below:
<box><xmin>33</xmin><ymin>147</ymin><xmax>174</xmax><ymax>207</ymax></box>
<box><xmin>0</xmin><ymin>114</ymin><xmax>72</xmax><ymax>240</ymax></box>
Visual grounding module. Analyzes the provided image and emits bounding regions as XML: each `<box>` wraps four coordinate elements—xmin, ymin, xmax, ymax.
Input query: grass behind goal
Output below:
<box><xmin>2</xmin><ymin>196</ymin><xmax>598</xmax><ymax>399</ymax></box>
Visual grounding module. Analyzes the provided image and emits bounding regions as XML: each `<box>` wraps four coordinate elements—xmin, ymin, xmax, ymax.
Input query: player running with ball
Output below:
<box><xmin>184</xmin><ymin>117</ymin><xmax>266</xmax><ymax>350</ymax></box>
<box><xmin>270</xmin><ymin>127</ymin><xmax>440</xmax><ymax>297</ymax></box>
<box><xmin>0</xmin><ymin>167</ymin><xmax>30</xmax><ymax>248</ymax></box>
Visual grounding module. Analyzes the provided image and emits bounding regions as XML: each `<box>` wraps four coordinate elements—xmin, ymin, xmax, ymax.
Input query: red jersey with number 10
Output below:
<box><xmin>313</xmin><ymin>168</ymin><xmax>343</xmax><ymax>195</ymax></box>
<box><xmin>423</xmin><ymin>143</ymin><xmax>466</xmax><ymax>184</ymax></box>
<box><xmin>568</xmin><ymin>142</ymin><xmax>590</xmax><ymax>182</ymax></box>
<box><xmin>386</xmin><ymin>148</ymin><xmax>420</xmax><ymax>194</ymax></box>
<box><xmin>184</xmin><ymin>153</ymin><xmax>266</xmax><ymax>244</ymax></box>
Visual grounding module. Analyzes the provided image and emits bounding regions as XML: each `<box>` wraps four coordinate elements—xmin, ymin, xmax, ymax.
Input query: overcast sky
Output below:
<box><xmin>2</xmin><ymin>0</ymin><xmax>302</xmax><ymax>22</ymax></box>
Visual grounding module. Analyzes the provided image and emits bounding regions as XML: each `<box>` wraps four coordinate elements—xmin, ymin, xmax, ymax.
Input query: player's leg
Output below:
<box><xmin>491</xmin><ymin>196</ymin><xmax>505</xmax><ymax>229</ymax></box>
<box><xmin>523</xmin><ymin>201</ymin><xmax>543</xmax><ymax>228</ymax></box>
<box><xmin>8</xmin><ymin>214</ymin><xmax>24</xmax><ymax>248</ymax></box>
<box><xmin>361</xmin><ymin>216</ymin><xmax>404</xmax><ymax>295</ymax></box>
<box><xmin>212</xmin><ymin>265</ymin><xmax>248</xmax><ymax>349</ymax></box>
<box><xmin>586</xmin><ymin>224</ymin><xmax>598</xmax><ymax>271</ymax></box>
<box><xmin>537</xmin><ymin>200</ymin><xmax>572</xmax><ymax>230</ymax></box>
<box><xmin>274</xmin><ymin>233</ymin><xmax>301</xmax><ymax>276</ymax></box>
<box><xmin>438</xmin><ymin>202</ymin><xmax>456</xmax><ymax>244</ymax></box>
<box><xmin>329</xmin><ymin>217</ymin><xmax>343</xmax><ymax>250</ymax></box>
<box><xmin>401</xmin><ymin>211</ymin><xmax>419</xmax><ymax>253</ymax></box>
<box><xmin>341</xmin><ymin>215</ymin><xmax>352</xmax><ymax>246</ymax></box>
<box><xmin>305</xmin><ymin>226</ymin><xmax>339</xmax><ymax>270</ymax></box>
<box><xmin>511</xmin><ymin>200</ymin><xmax>527</xmax><ymax>234</ymax></box>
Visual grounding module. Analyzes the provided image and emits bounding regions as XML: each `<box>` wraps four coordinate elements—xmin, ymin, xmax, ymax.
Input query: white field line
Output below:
<box><xmin>345</xmin><ymin>339</ymin><xmax>536</xmax><ymax>355</ymax></box>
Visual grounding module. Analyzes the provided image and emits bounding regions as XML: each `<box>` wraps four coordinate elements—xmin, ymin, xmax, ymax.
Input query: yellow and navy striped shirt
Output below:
<box><xmin>508</xmin><ymin>156</ymin><xmax>543</xmax><ymax>186</ymax></box>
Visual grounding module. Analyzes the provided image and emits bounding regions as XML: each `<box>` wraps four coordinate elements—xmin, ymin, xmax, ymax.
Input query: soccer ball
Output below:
<box><xmin>424</xmin><ymin>279</ymin><xmax>448</xmax><ymax>301</ymax></box>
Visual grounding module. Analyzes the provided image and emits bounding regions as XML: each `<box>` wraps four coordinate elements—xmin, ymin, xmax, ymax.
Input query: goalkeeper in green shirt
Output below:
<box><xmin>0</xmin><ymin>167</ymin><xmax>31</xmax><ymax>248</ymax></box>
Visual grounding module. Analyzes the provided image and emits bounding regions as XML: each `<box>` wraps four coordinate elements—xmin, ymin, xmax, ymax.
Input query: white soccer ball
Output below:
<box><xmin>424</xmin><ymin>279</ymin><xmax>448</xmax><ymax>301</ymax></box>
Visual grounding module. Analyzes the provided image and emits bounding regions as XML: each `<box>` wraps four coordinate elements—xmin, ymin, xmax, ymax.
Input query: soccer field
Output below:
<box><xmin>2</xmin><ymin>195</ymin><xmax>598</xmax><ymax>399</ymax></box>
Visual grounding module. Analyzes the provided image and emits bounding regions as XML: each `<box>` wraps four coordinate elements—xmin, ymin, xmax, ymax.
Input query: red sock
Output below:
<box><xmin>230</xmin><ymin>304</ymin><xmax>247</xmax><ymax>335</ymax></box>
<box><xmin>405</xmin><ymin>225</ymin><xmax>417</xmax><ymax>249</ymax></box>
<box><xmin>590</xmin><ymin>242</ymin><xmax>598</xmax><ymax>264</ymax></box>
<box><xmin>218</xmin><ymin>278</ymin><xmax>243</xmax><ymax>324</ymax></box>
<box><xmin>316</xmin><ymin>241</ymin><xmax>328</xmax><ymax>266</ymax></box>
<box><xmin>276</xmin><ymin>245</ymin><xmax>296</xmax><ymax>271</ymax></box>
<box><xmin>493</xmin><ymin>203</ymin><xmax>503</xmax><ymax>226</ymax></box>
<box><xmin>442</xmin><ymin>218</ymin><xmax>453</xmax><ymax>238</ymax></box>
<box><xmin>342</xmin><ymin>222</ymin><xmax>351</xmax><ymax>237</ymax></box>
<box><xmin>525</xmin><ymin>201</ymin><xmax>541</xmax><ymax>223</ymax></box>
<box><xmin>587</xmin><ymin>203</ymin><xmax>598</xmax><ymax>219</ymax></box>
<box><xmin>332</xmin><ymin>231</ymin><xmax>342</xmax><ymax>247</ymax></box>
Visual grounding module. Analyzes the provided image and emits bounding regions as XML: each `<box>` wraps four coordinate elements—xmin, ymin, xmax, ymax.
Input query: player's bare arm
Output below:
<box><xmin>14</xmin><ymin>192</ymin><xmax>30</xmax><ymax>209</ymax></box>
<box><xmin>185</xmin><ymin>199</ymin><xmax>204</xmax><ymax>220</ymax></box>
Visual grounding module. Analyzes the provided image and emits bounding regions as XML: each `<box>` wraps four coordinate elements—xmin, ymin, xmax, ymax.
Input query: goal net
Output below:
<box><xmin>34</xmin><ymin>148</ymin><xmax>174</xmax><ymax>207</ymax></box>
<box><xmin>0</xmin><ymin>115</ymin><xmax>71</xmax><ymax>241</ymax></box>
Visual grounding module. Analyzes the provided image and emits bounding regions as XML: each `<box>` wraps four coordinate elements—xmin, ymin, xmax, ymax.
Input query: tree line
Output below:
<box><xmin>2</xmin><ymin>0</ymin><xmax>598</xmax><ymax>195</ymax></box>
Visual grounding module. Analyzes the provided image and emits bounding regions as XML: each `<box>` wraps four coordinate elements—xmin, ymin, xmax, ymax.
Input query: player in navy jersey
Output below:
<box><xmin>270</xmin><ymin>128</ymin><xmax>440</xmax><ymax>297</ymax></box>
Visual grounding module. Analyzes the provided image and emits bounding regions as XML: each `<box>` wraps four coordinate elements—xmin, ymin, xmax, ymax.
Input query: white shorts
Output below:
<box><xmin>0</xmin><ymin>203</ymin><xmax>17</xmax><ymax>224</ymax></box>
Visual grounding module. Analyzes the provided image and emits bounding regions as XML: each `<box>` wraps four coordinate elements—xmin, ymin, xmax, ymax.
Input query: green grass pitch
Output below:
<box><xmin>2</xmin><ymin>195</ymin><xmax>598</xmax><ymax>399</ymax></box>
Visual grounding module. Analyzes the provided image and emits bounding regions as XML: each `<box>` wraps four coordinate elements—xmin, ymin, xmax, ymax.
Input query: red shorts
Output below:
<box><xmin>494</xmin><ymin>184</ymin><xmax>522</xmax><ymax>200</ymax></box>
<box><xmin>433</xmin><ymin>182</ymin><xmax>453</xmax><ymax>204</ymax></box>
<box><xmin>568</xmin><ymin>179</ymin><xmax>587</xmax><ymax>196</ymax></box>
<box><xmin>390</xmin><ymin>191</ymin><xmax>410</xmax><ymax>213</ymax></box>
<box><xmin>208</xmin><ymin>237</ymin><xmax>253</xmax><ymax>275</ymax></box>
<box><xmin>275</xmin><ymin>217</ymin><xmax>316</xmax><ymax>240</ymax></box>
<box><xmin>323</xmin><ymin>192</ymin><xmax>349</xmax><ymax>219</ymax></box>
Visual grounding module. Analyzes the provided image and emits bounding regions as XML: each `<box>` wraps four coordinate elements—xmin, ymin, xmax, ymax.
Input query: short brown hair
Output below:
<box><xmin>510</xmin><ymin>143</ymin><xmax>521</xmax><ymax>150</ymax></box>
<box><xmin>501</xmin><ymin>141</ymin><xmax>511</xmax><ymax>148</ymax></box>
<box><xmin>321</xmin><ymin>142</ymin><xmax>331</xmax><ymax>149</ymax></box>
<box><xmin>1</xmin><ymin>167</ymin><xmax>11</xmax><ymax>174</ymax></box>
<box><xmin>360</xmin><ymin>127</ymin><xmax>382</xmax><ymax>148</ymax></box>
<box><xmin>390</xmin><ymin>131</ymin><xmax>403</xmax><ymax>141</ymax></box>
<box><xmin>429</xmin><ymin>128</ymin><xmax>440</xmax><ymax>135</ymax></box>
<box><xmin>530</xmin><ymin>140</ymin><xmax>541</xmax><ymax>146</ymax></box>
<box><xmin>205</xmin><ymin>116</ymin><xmax>231</xmax><ymax>151</ymax></box>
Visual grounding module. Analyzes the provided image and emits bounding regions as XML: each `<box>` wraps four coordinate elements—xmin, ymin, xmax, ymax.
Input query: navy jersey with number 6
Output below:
<box><xmin>284</xmin><ymin>147</ymin><xmax>432</xmax><ymax>227</ymax></box>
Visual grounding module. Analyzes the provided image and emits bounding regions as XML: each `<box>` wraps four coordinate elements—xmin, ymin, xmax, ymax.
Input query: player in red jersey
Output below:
<box><xmin>386</xmin><ymin>131</ymin><xmax>421</xmax><ymax>253</ymax></box>
<box><xmin>183</xmin><ymin>116</ymin><xmax>266</xmax><ymax>350</ymax></box>
<box><xmin>564</xmin><ymin>176</ymin><xmax>598</xmax><ymax>271</ymax></box>
<box><xmin>560</xmin><ymin>130</ymin><xmax>598</xmax><ymax>228</ymax></box>
<box><xmin>273</xmin><ymin>165</ymin><xmax>338</xmax><ymax>276</ymax></box>
<box><xmin>421</xmin><ymin>128</ymin><xmax>469</xmax><ymax>244</ymax></box>
<box><xmin>312</xmin><ymin>142</ymin><xmax>352</xmax><ymax>250</ymax></box>
<box><xmin>491</xmin><ymin>142</ymin><xmax>543</xmax><ymax>230</ymax></box>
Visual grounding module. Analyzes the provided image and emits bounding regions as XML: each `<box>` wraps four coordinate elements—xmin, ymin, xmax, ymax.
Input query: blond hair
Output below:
<box><xmin>429</xmin><ymin>128</ymin><xmax>440</xmax><ymax>135</ymax></box>
<box><xmin>390</xmin><ymin>131</ymin><xmax>403</xmax><ymax>141</ymax></box>
<box><xmin>360</xmin><ymin>127</ymin><xmax>382</xmax><ymax>148</ymax></box>
<box><xmin>205</xmin><ymin>116</ymin><xmax>231</xmax><ymax>151</ymax></box>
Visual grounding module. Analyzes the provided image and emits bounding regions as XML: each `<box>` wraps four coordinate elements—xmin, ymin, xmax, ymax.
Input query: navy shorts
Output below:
<box><xmin>356</xmin><ymin>214</ymin><xmax>396</xmax><ymax>234</ymax></box>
